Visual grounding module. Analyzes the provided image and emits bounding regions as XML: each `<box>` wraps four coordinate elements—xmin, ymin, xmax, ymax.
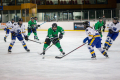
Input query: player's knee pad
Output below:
<box><xmin>98</xmin><ymin>48</ymin><xmax>104</xmax><ymax>52</ymax></box>
<box><xmin>10</xmin><ymin>40</ymin><xmax>15</xmax><ymax>45</ymax></box>
<box><xmin>106</xmin><ymin>36</ymin><xmax>111</xmax><ymax>42</ymax></box>
<box><xmin>109</xmin><ymin>39</ymin><xmax>113</xmax><ymax>44</ymax></box>
<box><xmin>108</xmin><ymin>39</ymin><xmax>113</xmax><ymax>47</ymax></box>
<box><xmin>6</xmin><ymin>34</ymin><xmax>9</xmax><ymax>37</ymax></box>
<box><xmin>87</xmin><ymin>45</ymin><xmax>94</xmax><ymax>50</ymax></box>
<box><xmin>58</xmin><ymin>47</ymin><xmax>62</xmax><ymax>50</ymax></box>
<box><xmin>20</xmin><ymin>40</ymin><xmax>26</xmax><ymax>45</ymax></box>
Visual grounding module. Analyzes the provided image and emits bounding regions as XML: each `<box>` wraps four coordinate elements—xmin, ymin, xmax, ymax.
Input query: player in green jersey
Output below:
<box><xmin>41</xmin><ymin>23</ymin><xmax>65</xmax><ymax>55</ymax></box>
<box><xmin>27</xmin><ymin>17</ymin><xmax>40</xmax><ymax>40</ymax></box>
<box><xmin>94</xmin><ymin>17</ymin><xmax>104</xmax><ymax>37</ymax></box>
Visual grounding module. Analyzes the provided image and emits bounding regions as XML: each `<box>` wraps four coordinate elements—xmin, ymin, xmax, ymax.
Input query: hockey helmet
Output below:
<box><xmin>83</xmin><ymin>21</ymin><xmax>90</xmax><ymax>29</ymax></box>
<box><xmin>19</xmin><ymin>18</ymin><xmax>23</xmax><ymax>22</ymax></box>
<box><xmin>113</xmin><ymin>17</ymin><xmax>118</xmax><ymax>20</ymax></box>
<box><xmin>52</xmin><ymin>23</ymin><xmax>57</xmax><ymax>32</ymax></box>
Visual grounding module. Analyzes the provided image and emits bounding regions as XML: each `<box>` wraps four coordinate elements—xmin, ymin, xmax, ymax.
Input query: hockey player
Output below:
<box><xmin>8</xmin><ymin>18</ymin><xmax>30</xmax><ymax>53</ymax></box>
<box><xmin>4</xmin><ymin>19</ymin><xmax>15</xmax><ymax>42</ymax></box>
<box><xmin>27</xmin><ymin>17</ymin><xmax>40</xmax><ymax>40</ymax></box>
<box><xmin>41</xmin><ymin>23</ymin><xmax>65</xmax><ymax>55</ymax></box>
<box><xmin>103</xmin><ymin>17</ymin><xmax>120</xmax><ymax>51</ymax></box>
<box><xmin>94</xmin><ymin>17</ymin><xmax>104</xmax><ymax>37</ymax></box>
<box><xmin>83</xmin><ymin>21</ymin><xmax>108</xmax><ymax>58</ymax></box>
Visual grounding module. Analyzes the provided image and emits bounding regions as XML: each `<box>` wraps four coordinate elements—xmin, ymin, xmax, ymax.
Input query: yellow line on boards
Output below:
<box><xmin>25</xmin><ymin>29</ymin><xmax>111</xmax><ymax>32</ymax></box>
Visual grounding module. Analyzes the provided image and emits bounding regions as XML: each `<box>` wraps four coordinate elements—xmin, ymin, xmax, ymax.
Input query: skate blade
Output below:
<box><xmin>91</xmin><ymin>57</ymin><xmax>97</xmax><ymax>60</ymax></box>
<box><xmin>8</xmin><ymin>52</ymin><xmax>11</xmax><ymax>54</ymax></box>
<box><xmin>105</xmin><ymin>56</ymin><xmax>109</xmax><ymax>58</ymax></box>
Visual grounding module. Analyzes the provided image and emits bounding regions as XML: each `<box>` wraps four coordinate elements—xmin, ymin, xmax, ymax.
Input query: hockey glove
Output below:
<box><xmin>4</xmin><ymin>28</ymin><xmax>7</xmax><ymax>31</ymax></box>
<box><xmin>109</xmin><ymin>29</ymin><xmax>113</xmax><ymax>34</ymax></box>
<box><xmin>83</xmin><ymin>37</ymin><xmax>88</xmax><ymax>43</ymax></box>
<box><xmin>37</xmin><ymin>25</ymin><xmax>40</xmax><ymax>27</ymax></box>
<box><xmin>59</xmin><ymin>33</ymin><xmax>63</xmax><ymax>39</ymax></box>
<box><xmin>51</xmin><ymin>38</ymin><xmax>59</xmax><ymax>44</ymax></box>
<box><xmin>12</xmin><ymin>32</ymin><xmax>16</xmax><ymax>37</ymax></box>
<box><xmin>25</xmin><ymin>36</ymin><xmax>29</xmax><ymax>41</ymax></box>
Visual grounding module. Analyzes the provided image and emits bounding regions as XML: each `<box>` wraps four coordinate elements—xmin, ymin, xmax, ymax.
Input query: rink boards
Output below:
<box><xmin>0</xmin><ymin>21</ymin><xmax>111</xmax><ymax>31</ymax></box>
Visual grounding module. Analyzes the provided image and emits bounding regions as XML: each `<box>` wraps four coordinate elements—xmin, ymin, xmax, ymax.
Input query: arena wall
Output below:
<box><xmin>0</xmin><ymin>21</ymin><xmax>111</xmax><ymax>31</ymax></box>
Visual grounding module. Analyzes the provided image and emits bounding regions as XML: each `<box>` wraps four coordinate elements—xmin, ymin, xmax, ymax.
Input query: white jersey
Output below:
<box><xmin>107</xmin><ymin>22</ymin><xmax>120</xmax><ymax>32</ymax></box>
<box><xmin>10</xmin><ymin>23</ymin><xmax>26</xmax><ymax>36</ymax></box>
<box><xmin>85</xmin><ymin>27</ymin><xmax>100</xmax><ymax>39</ymax></box>
<box><xmin>5</xmin><ymin>21</ymin><xmax>14</xmax><ymax>29</ymax></box>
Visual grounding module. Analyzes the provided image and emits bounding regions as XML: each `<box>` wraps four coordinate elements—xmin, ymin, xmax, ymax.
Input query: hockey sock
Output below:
<box><xmin>4</xmin><ymin>37</ymin><xmax>6</xmax><ymax>39</ymax></box>
<box><xmin>90</xmin><ymin>50</ymin><xmax>95</xmax><ymax>56</ymax></box>
<box><xmin>55</xmin><ymin>42</ymin><xmax>63</xmax><ymax>52</ymax></box>
<box><xmin>88</xmin><ymin>45</ymin><xmax>96</xmax><ymax>56</ymax></box>
<box><xmin>34</xmin><ymin>32</ymin><xmax>38</xmax><ymax>39</ymax></box>
<box><xmin>27</xmin><ymin>32</ymin><xmax>31</xmax><ymax>36</ymax></box>
<box><xmin>98</xmin><ymin>48</ymin><xmax>107</xmax><ymax>56</ymax></box>
<box><xmin>5</xmin><ymin>34</ymin><xmax>9</xmax><ymax>38</ymax></box>
<box><xmin>100</xmin><ymin>33</ymin><xmax>102</xmax><ymax>37</ymax></box>
<box><xmin>43</xmin><ymin>44</ymin><xmax>49</xmax><ymax>51</ymax></box>
<box><xmin>34</xmin><ymin>32</ymin><xmax>37</xmax><ymax>36</ymax></box>
<box><xmin>20</xmin><ymin>40</ymin><xmax>27</xmax><ymax>50</ymax></box>
<box><xmin>8</xmin><ymin>40</ymin><xmax>15</xmax><ymax>50</ymax></box>
<box><xmin>107</xmin><ymin>39</ymin><xmax>113</xmax><ymax>48</ymax></box>
<box><xmin>104</xmin><ymin>37</ymin><xmax>110</xmax><ymax>47</ymax></box>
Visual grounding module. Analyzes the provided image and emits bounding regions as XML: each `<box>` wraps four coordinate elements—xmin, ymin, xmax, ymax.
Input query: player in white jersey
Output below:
<box><xmin>4</xmin><ymin>19</ymin><xmax>14</xmax><ymax>42</ymax></box>
<box><xmin>103</xmin><ymin>17</ymin><xmax>120</xmax><ymax>51</ymax></box>
<box><xmin>8</xmin><ymin>18</ymin><xmax>30</xmax><ymax>53</ymax></box>
<box><xmin>83</xmin><ymin>21</ymin><xmax>108</xmax><ymax>58</ymax></box>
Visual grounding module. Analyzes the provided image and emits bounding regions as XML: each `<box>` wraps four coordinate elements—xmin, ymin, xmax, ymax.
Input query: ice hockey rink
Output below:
<box><xmin>0</xmin><ymin>30</ymin><xmax>120</xmax><ymax>80</ymax></box>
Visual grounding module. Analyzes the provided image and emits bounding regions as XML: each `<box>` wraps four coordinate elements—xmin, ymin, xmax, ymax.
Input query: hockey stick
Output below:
<box><xmin>55</xmin><ymin>43</ymin><xmax>87</xmax><ymax>59</ymax></box>
<box><xmin>28</xmin><ymin>39</ymin><xmax>44</xmax><ymax>44</ymax></box>
<box><xmin>39</xmin><ymin>17</ymin><xmax>56</xmax><ymax>26</ymax></box>
<box><xmin>16</xmin><ymin>35</ymin><xmax>44</xmax><ymax>44</ymax></box>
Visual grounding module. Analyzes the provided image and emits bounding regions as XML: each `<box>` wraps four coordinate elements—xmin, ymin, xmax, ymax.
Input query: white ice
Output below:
<box><xmin>0</xmin><ymin>30</ymin><xmax>120</xmax><ymax>80</ymax></box>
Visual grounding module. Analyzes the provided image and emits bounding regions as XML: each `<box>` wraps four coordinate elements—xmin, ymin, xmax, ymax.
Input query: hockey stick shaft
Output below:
<box><xmin>15</xmin><ymin>35</ymin><xmax>43</xmax><ymax>44</ymax></box>
<box><xmin>28</xmin><ymin>39</ymin><xmax>43</xmax><ymax>44</ymax></box>
<box><xmin>39</xmin><ymin>17</ymin><xmax>55</xmax><ymax>26</ymax></box>
<box><xmin>55</xmin><ymin>43</ymin><xmax>87</xmax><ymax>59</ymax></box>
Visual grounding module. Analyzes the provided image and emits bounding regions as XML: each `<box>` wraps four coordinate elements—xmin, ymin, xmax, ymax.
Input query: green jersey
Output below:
<box><xmin>94</xmin><ymin>21</ymin><xmax>104</xmax><ymax>31</ymax></box>
<box><xmin>47</xmin><ymin>26</ymin><xmax>64</xmax><ymax>38</ymax></box>
<box><xmin>28</xmin><ymin>20</ymin><xmax>37</xmax><ymax>28</ymax></box>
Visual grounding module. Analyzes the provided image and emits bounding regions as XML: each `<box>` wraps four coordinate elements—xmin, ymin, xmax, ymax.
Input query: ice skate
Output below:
<box><xmin>26</xmin><ymin>49</ymin><xmax>30</xmax><ymax>52</ymax></box>
<box><xmin>8</xmin><ymin>49</ymin><xmax>12</xmax><ymax>53</ymax></box>
<box><xmin>40</xmin><ymin>52</ymin><xmax>45</xmax><ymax>55</ymax></box>
<box><xmin>4</xmin><ymin>37</ymin><xmax>6</xmax><ymax>42</ymax></box>
<box><xmin>91</xmin><ymin>55</ymin><xmax>96</xmax><ymax>59</ymax></box>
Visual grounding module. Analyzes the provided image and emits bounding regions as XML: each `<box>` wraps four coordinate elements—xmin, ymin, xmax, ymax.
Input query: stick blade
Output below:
<box><xmin>55</xmin><ymin>56</ymin><xmax>63</xmax><ymax>59</ymax></box>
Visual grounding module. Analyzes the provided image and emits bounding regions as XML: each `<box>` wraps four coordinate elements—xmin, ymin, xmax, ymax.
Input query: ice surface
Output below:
<box><xmin>0</xmin><ymin>30</ymin><xmax>120</xmax><ymax>80</ymax></box>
